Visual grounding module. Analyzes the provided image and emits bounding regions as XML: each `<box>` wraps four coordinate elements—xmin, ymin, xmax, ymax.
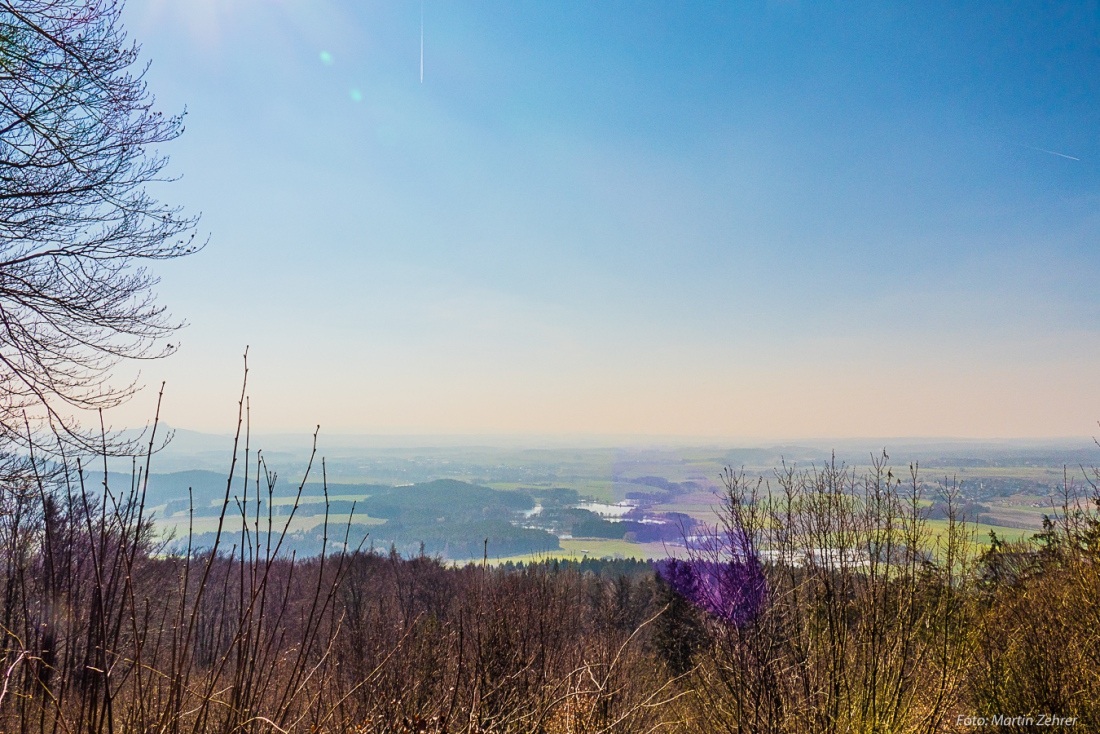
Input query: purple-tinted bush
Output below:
<box><xmin>657</xmin><ymin>556</ymin><xmax>768</xmax><ymax>627</ymax></box>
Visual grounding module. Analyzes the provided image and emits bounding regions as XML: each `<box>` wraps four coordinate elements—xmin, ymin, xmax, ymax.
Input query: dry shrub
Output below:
<box><xmin>673</xmin><ymin>458</ymin><xmax>976</xmax><ymax>734</ymax></box>
<box><xmin>969</xmin><ymin>474</ymin><xmax>1100</xmax><ymax>731</ymax></box>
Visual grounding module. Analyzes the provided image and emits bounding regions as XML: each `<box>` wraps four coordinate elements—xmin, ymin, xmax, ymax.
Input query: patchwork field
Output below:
<box><xmin>127</xmin><ymin>435</ymin><xmax>1100</xmax><ymax>562</ymax></box>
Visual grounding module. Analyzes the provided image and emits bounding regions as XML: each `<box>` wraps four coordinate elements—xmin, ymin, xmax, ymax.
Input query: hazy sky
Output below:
<box><xmin>113</xmin><ymin>0</ymin><xmax>1100</xmax><ymax>439</ymax></box>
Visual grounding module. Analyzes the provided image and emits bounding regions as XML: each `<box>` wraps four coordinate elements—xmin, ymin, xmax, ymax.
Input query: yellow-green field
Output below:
<box><xmin>924</xmin><ymin>519</ymin><xmax>1034</xmax><ymax>545</ymax></box>
<box><xmin>154</xmin><ymin>511</ymin><xmax>386</xmax><ymax>537</ymax></box>
<box><xmin>268</xmin><ymin>494</ymin><xmax>375</xmax><ymax>504</ymax></box>
<box><xmin>487</xmin><ymin>519</ymin><xmax>1040</xmax><ymax>567</ymax></box>
<box><xmin>488</xmin><ymin>538</ymin><xmax>685</xmax><ymax>565</ymax></box>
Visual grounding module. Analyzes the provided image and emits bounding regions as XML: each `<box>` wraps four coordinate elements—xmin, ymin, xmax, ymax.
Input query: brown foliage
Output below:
<box><xmin>2</xmin><ymin>382</ymin><xmax>1100</xmax><ymax>733</ymax></box>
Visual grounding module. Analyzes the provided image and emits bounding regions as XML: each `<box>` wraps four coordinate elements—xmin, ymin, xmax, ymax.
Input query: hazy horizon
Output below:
<box><xmin>130</xmin><ymin>424</ymin><xmax>1100</xmax><ymax>454</ymax></box>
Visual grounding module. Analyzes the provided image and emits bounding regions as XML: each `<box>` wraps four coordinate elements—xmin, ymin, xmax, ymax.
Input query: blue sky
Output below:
<box><xmin>116</xmin><ymin>0</ymin><xmax>1100</xmax><ymax>438</ymax></box>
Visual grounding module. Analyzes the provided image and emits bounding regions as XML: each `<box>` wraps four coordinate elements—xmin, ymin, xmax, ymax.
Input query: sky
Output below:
<box><xmin>111</xmin><ymin>0</ymin><xmax>1100</xmax><ymax>440</ymax></box>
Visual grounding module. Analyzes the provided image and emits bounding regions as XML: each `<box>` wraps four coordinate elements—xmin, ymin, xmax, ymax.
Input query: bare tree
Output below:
<box><xmin>0</xmin><ymin>0</ymin><xmax>199</xmax><ymax>450</ymax></box>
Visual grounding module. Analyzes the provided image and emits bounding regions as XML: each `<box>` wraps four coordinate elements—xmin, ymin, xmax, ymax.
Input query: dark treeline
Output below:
<box><xmin>3</xmin><ymin>447</ymin><xmax>1100</xmax><ymax>732</ymax></box>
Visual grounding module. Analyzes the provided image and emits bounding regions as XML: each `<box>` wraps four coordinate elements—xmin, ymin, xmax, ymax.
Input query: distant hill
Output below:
<box><xmin>106</xmin><ymin>469</ymin><xmax>389</xmax><ymax>514</ymax></box>
<box><xmin>102</xmin><ymin>469</ymin><xmax>229</xmax><ymax>509</ymax></box>
<box><xmin>146</xmin><ymin>474</ymin><xmax>556</xmax><ymax>560</ymax></box>
<box><xmin>357</xmin><ymin>479</ymin><xmax>533</xmax><ymax>522</ymax></box>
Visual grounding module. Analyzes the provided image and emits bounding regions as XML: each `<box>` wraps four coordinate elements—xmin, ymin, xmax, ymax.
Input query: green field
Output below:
<box><xmin>924</xmin><ymin>519</ymin><xmax>1034</xmax><ymax>546</ymax></box>
<box><xmin>155</xmin><ymin>511</ymin><xmax>386</xmax><ymax>538</ymax></box>
<box><xmin>488</xmin><ymin>538</ymin><xmax>682</xmax><ymax>565</ymax></box>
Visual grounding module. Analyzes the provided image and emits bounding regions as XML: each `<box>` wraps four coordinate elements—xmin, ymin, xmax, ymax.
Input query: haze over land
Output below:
<box><xmin>128</xmin><ymin>427</ymin><xmax>1097</xmax><ymax>561</ymax></box>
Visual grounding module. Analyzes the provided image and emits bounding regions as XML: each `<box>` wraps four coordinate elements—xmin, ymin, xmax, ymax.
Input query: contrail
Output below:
<box><xmin>419</xmin><ymin>0</ymin><xmax>424</xmax><ymax>83</ymax></box>
<box><xmin>1025</xmin><ymin>145</ymin><xmax>1080</xmax><ymax>161</ymax></box>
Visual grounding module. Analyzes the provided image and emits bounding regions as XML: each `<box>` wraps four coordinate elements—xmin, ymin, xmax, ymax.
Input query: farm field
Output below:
<box><xmin>130</xmin><ymin>435</ymin><xmax>1094</xmax><ymax>561</ymax></box>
